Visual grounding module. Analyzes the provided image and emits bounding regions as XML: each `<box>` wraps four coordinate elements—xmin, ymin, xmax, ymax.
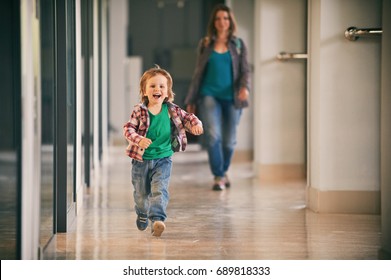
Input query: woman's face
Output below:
<box><xmin>214</xmin><ymin>10</ymin><xmax>230</xmax><ymax>34</ymax></box>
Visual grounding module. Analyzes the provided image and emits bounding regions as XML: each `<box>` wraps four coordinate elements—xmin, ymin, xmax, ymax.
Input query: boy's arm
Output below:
<box><xmin>123</xmin><ymin>110</ymin><xmax>144</xmax><ymax>144</ymax></box>
<box><xmin>176</xmin><ymin>106</ymin><xmax>203</xmax><ymax>134</ymax></box>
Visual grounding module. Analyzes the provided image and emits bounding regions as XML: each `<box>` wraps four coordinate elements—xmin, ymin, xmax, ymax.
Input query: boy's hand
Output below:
<box><xmin>191</xmin><ymin>125</ymin><xmax>203</xmax><ymax>135</ymax></box>
<box><xmin>139</xmin><ymin>138</ymin><xmax>152</xmax><ymax>149</ymax></box>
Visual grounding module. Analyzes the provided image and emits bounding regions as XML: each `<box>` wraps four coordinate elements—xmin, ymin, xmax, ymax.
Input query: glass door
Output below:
<box><xmin>66</xmin><ymin>0</ymin><xmax>76</xmax><ymax>222</ymax></box>
<box><xmin>39</xmin><ymin>0</ymin><xmax>77</xmax><ymax>238</ymax></box>
<box><xmin>0</xmin><ymin>0</ymin><xmax>22</xmax><ymax>260</ymax></box>
<box><xmin>40</xmin><ymin>0</ymin><xmax>56</xmax><ymax>249</ymax></box>
<box><xmin>55</xmin><ymin>0</ymin><xmax>77</xmax><ymax>232</ymax></box>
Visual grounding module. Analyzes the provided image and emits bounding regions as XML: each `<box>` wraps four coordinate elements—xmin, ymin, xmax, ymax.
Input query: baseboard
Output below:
<box><xmin>307</xmin><ymin>186</ymin><xmax>380</xmax><ymax>214</ymax></box>
<box><xmin>232</xmin><ymin>150</ymin><xmax>253</xmax><ymax>162</ymax></box>
<box><xmin>255</xmin><ymin>163</ymin><xmax>306</xmax><ymax>182</ymax></box>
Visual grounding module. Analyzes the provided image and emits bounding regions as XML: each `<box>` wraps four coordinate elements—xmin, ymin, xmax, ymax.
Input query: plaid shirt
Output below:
<box><xmin>123</xmin><ymin>102</ymin><xmax>202</xmax><ymax>162</ymax></box>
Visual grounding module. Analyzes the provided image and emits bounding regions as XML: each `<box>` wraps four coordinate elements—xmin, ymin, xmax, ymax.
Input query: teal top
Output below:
<box><xmin>143</xmin><ymin>103</ymin><xmax>174</xmax><ymax>160</ymax></box>
<box><xmin>200</xmin><ymin>50</ymin><xmax>234</xmax><ymax>100</ymax></box>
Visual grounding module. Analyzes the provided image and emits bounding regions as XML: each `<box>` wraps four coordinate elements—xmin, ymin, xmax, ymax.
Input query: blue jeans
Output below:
<box><xmin>131</xmin><ymin>157</ymin><xmax>172</xmax><ymax>222</ymax></box>
<box><xmin>200</xmin><ymin>96</ymin><xmax>242</xmax><ymax>178</ymax></box>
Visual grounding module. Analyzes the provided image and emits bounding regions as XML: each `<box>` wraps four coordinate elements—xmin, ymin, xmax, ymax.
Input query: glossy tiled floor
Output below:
<box><xmin>42</xmin><ymin>146</ymin><xmax>381</xmax><ymax>260</ymax></box>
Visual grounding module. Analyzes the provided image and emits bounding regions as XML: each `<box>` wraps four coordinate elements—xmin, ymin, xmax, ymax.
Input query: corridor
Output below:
<box><xmin>42</xmin><ymin>146</ymin><xmax>381</xmax><ymax>260</ymax></box>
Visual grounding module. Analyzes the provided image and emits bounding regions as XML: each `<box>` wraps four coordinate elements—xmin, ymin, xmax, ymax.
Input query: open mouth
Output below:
<box><xmin>153</xmin><ymin>93</ymin><xmax>162</xmax><ymax>99</ymax></box>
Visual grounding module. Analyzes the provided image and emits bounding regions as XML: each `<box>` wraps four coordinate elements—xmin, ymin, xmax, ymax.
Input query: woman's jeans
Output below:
<box><xmin>200</xmin><ymin>96</ymin><xmax>242</xmax><ymax>178</ymax></box>
<box><xmin>131</xmin><ymin>157</ymin><xmax>172</xmax><ymax>222</ymax></box>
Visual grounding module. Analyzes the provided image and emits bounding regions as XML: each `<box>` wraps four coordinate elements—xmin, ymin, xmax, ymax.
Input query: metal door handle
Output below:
<box><xmin>344</xmin><ymin>26</ymin><xmax>382</xmax><ymax>41</ymax></box>
<box><xmin>277</xmin><ymin>52</ymin><xmax>307</xmax><ymax>61</ymax></box>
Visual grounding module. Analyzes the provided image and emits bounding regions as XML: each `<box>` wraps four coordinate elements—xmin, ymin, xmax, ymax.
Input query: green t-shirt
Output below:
<box><xmin>200</xmin><ymin>50</ymin><xmax>234</xmax><ymax>100</ymax></box>
<box><xmin>143</xmin><ymin>103</ymin><xmax>174</xmax><ymax>160</ymax></box>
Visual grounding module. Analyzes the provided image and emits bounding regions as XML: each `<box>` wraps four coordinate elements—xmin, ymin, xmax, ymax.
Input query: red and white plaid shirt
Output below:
<box><xmin>123</xmin><ymin>102</ymin><xmax>202</xmax><ymax>162</ymax></box>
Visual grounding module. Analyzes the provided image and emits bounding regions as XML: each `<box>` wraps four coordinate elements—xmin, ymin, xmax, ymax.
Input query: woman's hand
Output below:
<box><xmin>238</xmin><ymin>87</ymin><xmax>249</xmax><ymax>102</ymax></box>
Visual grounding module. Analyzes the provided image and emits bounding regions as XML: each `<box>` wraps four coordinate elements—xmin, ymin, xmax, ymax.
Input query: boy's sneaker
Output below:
<box><xmin>151</xmin><ymin>220</ymin><xmax>166</xmax><ymax>237</ymax></box>
<box><xmin>212</xmin><ymin>176</ymin><xmax>225</xmax><ymax>191</ymax></box>
<box><xmin>136</xmin><ymin>215</ymin><xmax>149</xmax><ymax>231</ymax></box>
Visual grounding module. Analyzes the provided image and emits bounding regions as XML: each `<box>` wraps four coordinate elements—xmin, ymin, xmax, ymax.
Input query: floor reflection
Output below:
<box><xmin>42</xmin><ymin>146</ymin><xmax>381</xmax><ymax>260</ymax></box>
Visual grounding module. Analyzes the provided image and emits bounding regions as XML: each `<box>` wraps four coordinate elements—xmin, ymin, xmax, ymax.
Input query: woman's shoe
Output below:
<box><xmin>212</xmin><ymin>177</ymin><xmax>225</xmax><ymax>191</ymax></box>
<box><xmin>224</xmin><ymin>174</ymin><xmax>231</xmax><ymax>188</ymax></box>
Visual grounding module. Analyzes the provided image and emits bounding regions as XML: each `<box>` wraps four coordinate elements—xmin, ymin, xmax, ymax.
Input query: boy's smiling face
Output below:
<box><xmin>143</xmin><ymin>74</ymin><xmax>168</xmax><ymax>106</ymax></box>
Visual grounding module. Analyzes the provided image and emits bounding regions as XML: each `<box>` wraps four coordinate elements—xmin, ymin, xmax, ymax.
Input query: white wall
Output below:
<box><xmin>307</xmin><ymin>0</ymin><xmax>382</xmax><ymax>214</ymax></box>
<box><xmin>308</xmin><ymin>0</ymin><xmax>382</xmax><ymax>192</ymax></box>
<box><xmin>75</xmin><ymin>0</ymin><xmax>84</xmax><ymax>212</ymax></box>
<box><xmin>93</xmin><ymin>0</ymin><xmax>100</xmax><ymax>172</ymax></box>
<box><xmin>108</xmin><ymin>0</ymin><xmax>128</xmax><ymax>145</ymax></box>
<box><xmin>124</xmin><ymin>56</ymin><xmax>143</xmax><ymax>111</ymax></box>
<box><xmin>20</xmin><ymin>0</ymin><xmax>41</xmax><ymax>260</ymax></box>
<box><xmin>101</xmin><ymin>0</ymin><xmax>109</xmax><ymax>162</ymax></box>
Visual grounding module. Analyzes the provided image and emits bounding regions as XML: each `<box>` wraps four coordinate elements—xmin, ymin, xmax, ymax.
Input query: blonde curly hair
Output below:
<box><xmin>139</xmin><ymin>65</ymin><xmax>175</xmax><ymax>104</ymax></box>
